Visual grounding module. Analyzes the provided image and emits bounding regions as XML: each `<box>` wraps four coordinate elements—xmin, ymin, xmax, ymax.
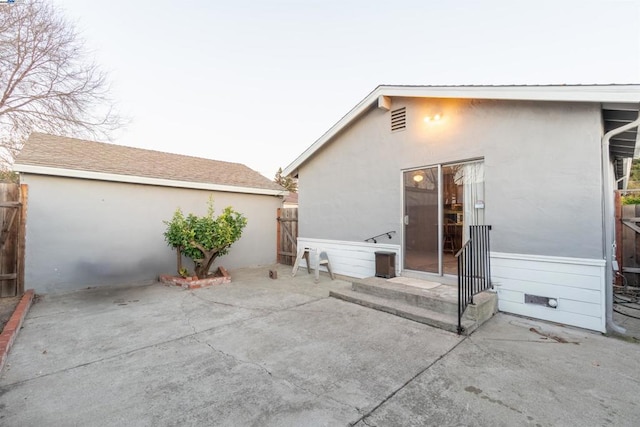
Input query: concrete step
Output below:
<box><xmin>463</xmin><ymin>291</ymin><xmax>499</xmax><ymax>326</ymax></box>
<box><xmin>330</xmin><ymin>288</ymin><xmax>476</xmax><ymax>334</ymax></box>
<box><xmin>331</xmin><ymin>276</ymin><xmax>499</xmax><ymax>335</ymax></box>
<box><xmin>351</xmin><ymin>277</ymin><xmax>458</xmax><ymax>315</ymax></box>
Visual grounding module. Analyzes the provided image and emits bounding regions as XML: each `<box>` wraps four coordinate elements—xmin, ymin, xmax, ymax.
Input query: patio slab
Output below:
<box><xmin>1</xmin><ymin>265</ymin><xmax>639</xmax><ymax>426</ymax></box>
<box><xmin>0</xmin><ymin>265</ymin><xmax>461</xmax><ymax>426</ymax></box>
<box><xmin>355</xmin><ymin>313</ymin><xmax>640</xmax><ymax>427</ymax></box>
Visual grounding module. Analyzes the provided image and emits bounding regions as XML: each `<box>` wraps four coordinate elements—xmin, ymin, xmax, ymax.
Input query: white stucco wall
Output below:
<box><xmin>21</xmin><ymin>174</ymin><xmax>282</xmax><ymax>293</ymax></box>
<box><xmin>298</xmin><ymin>98</ymin><xmax>604</xmax><ymax>260</ymax></box>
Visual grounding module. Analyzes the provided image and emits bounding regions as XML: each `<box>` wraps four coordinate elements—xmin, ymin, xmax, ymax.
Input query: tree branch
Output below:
<box><xmin>0</xmin><ymin>0</ymin><xmax>125</xmax><ymax>167</ymax></box>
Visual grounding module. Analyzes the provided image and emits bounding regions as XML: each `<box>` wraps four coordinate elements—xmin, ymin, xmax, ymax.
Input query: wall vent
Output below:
<box><xmin>391</xmin><ymin>107</ymin><xmax>406</xmax><ymax>132</ymax></box>
<box><xmin>524</xmin><ymin>294</ymin><xmax>558</xmax><ymax>309</ymax></box>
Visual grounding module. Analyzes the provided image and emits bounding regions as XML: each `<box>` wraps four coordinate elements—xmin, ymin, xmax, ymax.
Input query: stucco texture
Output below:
<box><xmin>298</xmin><ymin>98</ymin><xmax>603</xmax><ymax>259</ymax></box>
<box><xmin>21</xmin><ymin>175</ymin><xmax>282</xmax><ymax>293</ymax></box>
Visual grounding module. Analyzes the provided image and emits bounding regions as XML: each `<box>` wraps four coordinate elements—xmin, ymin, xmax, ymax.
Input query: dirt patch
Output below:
<box><xmin>0</xmin><ymin>295</ymin><xmax>21</xmax><ymax>332</ymax></box>
<box><xmin>529</xmin><ymin>327</ymin><xmax>579</xmax><ymax>345</ymax></box>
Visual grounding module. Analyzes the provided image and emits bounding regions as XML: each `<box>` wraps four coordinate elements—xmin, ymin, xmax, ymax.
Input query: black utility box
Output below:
<box><xmin>374</xmin><ymin>251</ymin><xmax>396</xmax><ymax>278</ymax></box>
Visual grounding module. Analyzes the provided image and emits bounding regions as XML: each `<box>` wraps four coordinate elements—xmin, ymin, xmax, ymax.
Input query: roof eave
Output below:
<box><xmin>14</xmin><ymin>164</ymin><xmax>286</xmax><ymax>197</ymax></box>
<box><xmin>376</xmin><ymin>85</ymin><xmax>640</xmax><ymax>103</ymax></box>
<box><xmin>283</xmin><ymin>86</ymin><xmax>383</xmax><ymax>176</ymax></box>
<box><xmin>283</xmin><ymin>85</ymin><xmax>640</xmax><ymax>176</ymax></box>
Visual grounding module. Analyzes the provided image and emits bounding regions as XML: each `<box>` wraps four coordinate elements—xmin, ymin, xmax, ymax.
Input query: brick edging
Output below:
<box><xmin>0</xmin><ymin>289</ymin><xmax>35</xmax><ymax>374</ymax></box>
<box><xmin>159</xmin><ymin>267</ymin><xmax>231</xmax><ymax>290</ymax></box>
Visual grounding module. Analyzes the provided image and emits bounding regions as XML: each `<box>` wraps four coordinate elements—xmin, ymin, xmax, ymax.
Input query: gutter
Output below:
<box><xmin>601</xmin><ymin>112</ymin><xmax>640</xmax><ymax>334</ymax></box>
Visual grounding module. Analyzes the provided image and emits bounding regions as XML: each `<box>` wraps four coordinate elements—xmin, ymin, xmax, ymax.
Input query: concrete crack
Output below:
<box><xmin>187</xmin><ymin>291</ymin><xmax>273</xmax><ymax>312</ymax></box>
<box><xmin>177</xmin><ymin>292</ymin><xmax>356</xmax><ymax>411</ymax></box>
<box><xmin>179</xmin><ymin>292</ymin><xmax>198</xmax><ymax>335</ymax></box>
<box><xmin>189</xmin><ymin>334</ymin><xmax>357</xmax><ymax>412</ymax></box>
<box><xmin>190</xmin><ymin>334</ymin><xmax>273</xmax><ymax>377</ymax></box>
<box><xmin>361</xmin><ymin>417</ymin><xmax>376</xmax><ymax>427</ymax></box>
<box><xmin>187</xmin><ymin>290</ymin><xmax>325</xmax><ymax>313</ymax></box>
<box><xmin>1</xmin><ymin>306</ymin><xmax>280</xmax><ymax>388</ymax></box>
<box><xmin>349</xmin><ymin>336</ymin><xmax>468</xmax><ymax>426</ymax></box>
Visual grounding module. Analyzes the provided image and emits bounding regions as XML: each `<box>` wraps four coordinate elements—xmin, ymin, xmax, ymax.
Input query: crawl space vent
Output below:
<box><xmin>391</xmin><ymin>107</ymin><xmax>406</xmax><ymax>132</ymax></box>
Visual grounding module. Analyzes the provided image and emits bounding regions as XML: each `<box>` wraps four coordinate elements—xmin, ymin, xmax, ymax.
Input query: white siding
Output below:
<box><xmin>491</xmin><ymin>252</ymin><xmax>606</xmax><ymax>332</ymax></box>
<box><xmin>297</xmin><ymin>237</ymin><xmax>401</xmax><ymax>279</ymax></box>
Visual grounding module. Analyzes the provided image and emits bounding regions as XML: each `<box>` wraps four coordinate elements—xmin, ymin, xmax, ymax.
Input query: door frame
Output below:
<box><xmin>401</xmin><ymin>164</ymin><xmax>445</xmax><ymax>279</ymax></box>
<box><xmin>400</xmin><ymin>157</ymin><xmax>484</xmax><ymax>279</ymax></box>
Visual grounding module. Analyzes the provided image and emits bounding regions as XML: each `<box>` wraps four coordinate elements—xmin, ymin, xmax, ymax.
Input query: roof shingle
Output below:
<box><xmin>15</xmin><ymin>133</ymin><xmax>284</xmax><ymax>192</ymax></box>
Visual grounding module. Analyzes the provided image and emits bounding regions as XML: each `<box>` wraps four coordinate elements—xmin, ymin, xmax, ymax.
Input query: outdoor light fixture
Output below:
<box><xmin>424</xmin><ymin>113</ymin><xmax>442</xmax><ymax>123</ymax></box>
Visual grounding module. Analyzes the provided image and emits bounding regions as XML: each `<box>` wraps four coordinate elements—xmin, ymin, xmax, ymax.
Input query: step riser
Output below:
<box><xmin>330</xmin><ymin>290</ymin><xmax>462</xmax><ymax>333</ymax></box>
<box><xmin>352</xmin><ymin>281</ymin><xmax>458</xmax><ymax>315</ymax></box>
<box><xmin>465</xmin><ymin>296</ymin><xmax>498</xmax><ymax>325</ymax></box>
<box><xmin>338</xmin><ymin>278</ymin><xmax>498</xmax><ymax>335</ymax></box>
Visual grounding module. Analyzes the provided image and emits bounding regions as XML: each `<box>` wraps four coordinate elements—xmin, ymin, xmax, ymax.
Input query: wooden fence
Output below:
<box><xmin>620</xmin><ymin>200</ymin><xmax>640</xmax><ymax>286</ymax></box>
<box><xmin>0</xmin><ymin>183</ymin><xmax>27</xmax><ymax>297</ymax></box>
<box><xmin>277</xmin><ymin>208</ymin><xmax>298</xmax><ymax>266</ymax></box>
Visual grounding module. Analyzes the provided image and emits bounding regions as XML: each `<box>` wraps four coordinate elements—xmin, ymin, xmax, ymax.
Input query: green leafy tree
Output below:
<box><xmin>628</xmin><ymin>159</ymin><xmax>640</xmax><ymax>189</ymax></box>
<box><xmin>274</xmin><ymin>167</ymin><xmax>297</xmax><ymax>193</ymax></box>
<box><xmin>163</xmin><ymin>200</ymin><xmax>247</xmax><ymax>279</ymax></box>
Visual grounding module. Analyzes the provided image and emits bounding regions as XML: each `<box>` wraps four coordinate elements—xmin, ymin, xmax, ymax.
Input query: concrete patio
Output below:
<box><xmin>1</xmin><ymin>265</ymin><xmax>639</xmax><ymax>426</ymax></box>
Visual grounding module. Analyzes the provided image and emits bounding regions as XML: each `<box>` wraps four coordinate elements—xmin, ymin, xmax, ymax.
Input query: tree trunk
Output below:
<box><xmin>176</xmin><ymin>246</ymin><xmax>183</xmax><ymax>274</ymax></box>
<box><xmin>194</xmin><ymin>252</ymin><xmax>219</xmax><ymax>279</ymax></box>
<box><xmin>190</xmin><ymin>242</ymin><xmax>231</xmax><ymax>279</ymax></box>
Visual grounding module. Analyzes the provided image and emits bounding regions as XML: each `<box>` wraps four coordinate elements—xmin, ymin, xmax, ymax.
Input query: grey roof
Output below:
<box><xmin>15</xmin><ymin>133</ymin><xmax>284</xmax><ymax>192</ymax></box>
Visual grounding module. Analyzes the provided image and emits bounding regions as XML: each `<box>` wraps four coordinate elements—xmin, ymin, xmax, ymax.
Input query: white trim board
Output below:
<box><xmin>490</xmin><ymin>252</ymin><xmax>606</xmax><ymax>332</ymax></box>
<box><xmin>14</xmin><ymin>164</ymin><xmax>286</xmax><ymax>197</ymax></box>
<box><xmin>296</xmin><ymin>237</ymin><xmax>401</xmax><ymax>279</ymax></box>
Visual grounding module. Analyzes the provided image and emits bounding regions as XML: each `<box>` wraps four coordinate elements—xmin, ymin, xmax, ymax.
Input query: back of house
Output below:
<box><xmin>284</xmin><ymin>84</ymin><xmax>640</xmax><ymax>333</ymax></box>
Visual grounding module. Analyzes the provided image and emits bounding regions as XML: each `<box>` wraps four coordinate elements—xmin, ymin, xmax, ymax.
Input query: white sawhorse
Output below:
<box><xmin>291</xmin><ymin>247</ymin><xmax>334</xmax><ymax>283</ymax></box>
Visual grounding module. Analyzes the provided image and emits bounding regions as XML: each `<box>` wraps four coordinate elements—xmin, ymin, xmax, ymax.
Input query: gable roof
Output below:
<box><xmin>14</xmin><ymin>133</ymin><xmax>285</xmax><ymax>196</ymax></box>
<box><xmin>283</xmin><ymin>84</ymin><xmax>640</xmax><ymax>177</ymax></box>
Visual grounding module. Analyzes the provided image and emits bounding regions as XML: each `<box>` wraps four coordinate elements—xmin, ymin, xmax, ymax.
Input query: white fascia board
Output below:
<box><xmin>13</xmin><ymin>164</ymin><xmax>287</xmax><ymax>197</ymax></box>
<box><xmin>283</xmin><ymin>86</ymin><xmax>383</xmax><ymax>176</ymax></box>
<box><xmin>379</xmin><ymin>85</ymin><xmax>640</xmax><ymax>103</ymax></box>
<box><xmin>283</xmin><ymin>85</ymin><xmax>640</xmax><ymax>176</ymax></box>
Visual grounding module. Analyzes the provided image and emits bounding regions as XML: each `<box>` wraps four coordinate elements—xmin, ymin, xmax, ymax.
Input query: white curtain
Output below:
<box><xmin>458</xmin><ymin>161</ymin><xmax>485</xmax><ymax>242</ymax></box>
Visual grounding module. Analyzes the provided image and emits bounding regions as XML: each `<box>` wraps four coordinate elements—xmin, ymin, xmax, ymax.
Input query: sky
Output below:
<box><xmin>53</xmin><ymin>0</ymin><xmax>640</xmax><ymax>179</ymax></box>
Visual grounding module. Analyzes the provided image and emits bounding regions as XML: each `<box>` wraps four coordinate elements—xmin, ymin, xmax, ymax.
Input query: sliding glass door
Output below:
<box><xmin>404</xmin><ymin>166</ymin><xmax>439</xmax><ymax>273</ymax></box>
<box><xmin>403</xmin><ymin>160</ymin><xmax>484</xmax><ymax>276</ymax></box>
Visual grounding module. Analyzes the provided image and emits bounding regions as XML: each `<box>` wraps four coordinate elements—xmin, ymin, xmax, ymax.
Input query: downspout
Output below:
<box><xmin>602</xmin><ymin>112</ymin><xmax>640</xmax><ymax>334</ymax></box>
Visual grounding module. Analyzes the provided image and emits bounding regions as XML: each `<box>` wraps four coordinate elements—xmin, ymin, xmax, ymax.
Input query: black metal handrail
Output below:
<box><xmin>364</xmin><ymin>230</ymin><xmax>396</xmax><ymax>243</ymax></box>
<box><xmin>456</xmin><ymin>225</ymin><xmax>492</xmax><ymax>334</ymax></box>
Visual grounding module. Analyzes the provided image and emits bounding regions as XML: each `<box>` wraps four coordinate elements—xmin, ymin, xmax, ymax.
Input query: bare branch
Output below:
<box><xmin>0</xmin><ymin>0</ymin><xmax>125</xmax><ymax>168</ymax></box>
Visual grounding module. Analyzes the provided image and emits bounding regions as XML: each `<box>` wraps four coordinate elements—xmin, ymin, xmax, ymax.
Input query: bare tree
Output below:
<box><xmin>0</xmin><ymin>0</ymin><xmax>123</xmax><ymax>166</ymax></box>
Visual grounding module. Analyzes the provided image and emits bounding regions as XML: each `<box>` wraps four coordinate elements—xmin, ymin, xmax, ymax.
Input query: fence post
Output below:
<box><xmin>17</xmin><ymin>184</ymin><xmax>28</xmax><ymax>296</ymax></box>
<box><xmin>276</xmin><ymin>208</ymin><xmax>282</xmax><ymax>264</ymax></box>
<box><xmin>614</xmin><ymin>191</ymin><xmax>623</xmax><ymax>286</ymax></box>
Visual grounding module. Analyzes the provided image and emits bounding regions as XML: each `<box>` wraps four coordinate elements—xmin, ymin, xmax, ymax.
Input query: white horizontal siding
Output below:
<box><xmin>297</xmin><ymin>237</ymin><xmax>401</xmax><ymax>278</ymax></box>
<box><xmin>491</xmin><ymin>252</ymin><xmax>606</xmax><ymax>332</ymax></box>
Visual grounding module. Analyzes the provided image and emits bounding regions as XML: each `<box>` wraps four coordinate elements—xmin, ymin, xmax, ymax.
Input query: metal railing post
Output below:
<box><xmin>456</xmin><ymin>225</ymin><xmax>492</xmax><ymax>335</ymax></box>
